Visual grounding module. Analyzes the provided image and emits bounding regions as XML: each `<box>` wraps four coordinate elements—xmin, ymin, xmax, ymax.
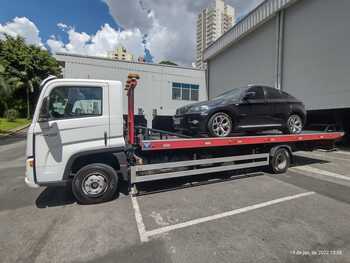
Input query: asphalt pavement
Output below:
<box><xmin>1</xmin><ymin>132</ymin><xmax>350</xmax><ymax>263</ymax></box>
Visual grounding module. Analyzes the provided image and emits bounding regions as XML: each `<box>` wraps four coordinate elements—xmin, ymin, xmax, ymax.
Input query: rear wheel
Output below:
<box><xmin>269</xmin><ymin>148</ymin><xmax>290</xmax><ymax>174</ymax></box>
<box><xmin>72</xmin><ymin>163</ymin><xmax>118</xmax><ymax>205</ymax></box>
<box><xmin>208</xmin><ymin>112</ymin><xmax>233</xmax><ymax>137</ymax></box>
<box><xmin>284</xmin><ymin>114</ymin><xmax>303</xmax><ymax>134</ymax></box>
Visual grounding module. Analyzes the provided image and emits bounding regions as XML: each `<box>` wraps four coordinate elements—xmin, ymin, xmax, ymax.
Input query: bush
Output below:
<box><xmin>5</xmin><ymin>109</ymin><xmax>18</xmax><ymax>122</ymax></box>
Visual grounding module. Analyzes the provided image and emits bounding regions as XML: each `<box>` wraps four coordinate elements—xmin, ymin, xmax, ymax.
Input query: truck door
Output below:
<box><xmin>33</xmin><ymin>82</ymin><xmax>109</xmax><ymax>184</ymax></box>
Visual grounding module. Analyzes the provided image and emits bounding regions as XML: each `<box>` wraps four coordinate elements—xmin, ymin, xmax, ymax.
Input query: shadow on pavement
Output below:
<box><xmin>36</xmin><ymin>186</ymin><xmax>76</xmax><ymax>208</ymax></box>
<box><xmin>0</xmin><ymin>130</ymin><xmax>27</xmax><ymax>146</ymax></box>
<box><xmin>292</xmin><ymin>154</ymin><xmax>330</xmax><ymax>167</ymax></box>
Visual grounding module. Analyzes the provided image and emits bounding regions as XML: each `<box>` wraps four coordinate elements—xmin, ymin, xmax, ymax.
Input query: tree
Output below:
<box><xmin>159</xmin><ymin>60</ymin><xmax>178</xmax><ymax>66</ymax></box>
<box><xmin>0</xmin><ymin>35</ymin><xmax>61</xmax><ymax>118</ymax></box>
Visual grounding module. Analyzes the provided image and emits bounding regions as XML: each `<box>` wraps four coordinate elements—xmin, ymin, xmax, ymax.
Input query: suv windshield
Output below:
<box><xmin>214</xmin><ymin>87</ymin><xmax>248</xmax><ymax>100</ymax></box>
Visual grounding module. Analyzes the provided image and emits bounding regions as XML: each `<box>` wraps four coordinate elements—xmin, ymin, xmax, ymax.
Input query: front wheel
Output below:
<box><xmin>284</xmin><ymin>114</ymin><xmax>303</xmax><ymax>134</ymax></box>
<box><xmin>72</xmin><ymin>163</ymin><xmax>118</xmax><ymax>205</ymax></box>
<box><xmin>207</xmin><ymin>112</ymin><xmax>233</xmax><ymax>137</ymax></box>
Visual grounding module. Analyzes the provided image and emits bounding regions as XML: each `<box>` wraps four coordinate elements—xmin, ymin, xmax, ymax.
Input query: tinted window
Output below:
<box><xmin>214</xmin><ymin>87</ymin><xmax>248</xmax><ymax>100</ymax></box>
<box><xmin>247</xmin><ymin>86</ymin><xmax>265</xmax><ymax>100</ymax></box>
<box><xmin>265</xmin><ymin>87</ymin><xmax>283</xmax><ymax>99</ymax></box>
<box><xmin>49</xmin><ymin>86</ymin><xmax>102</xmax><ymax>119</ymax></box>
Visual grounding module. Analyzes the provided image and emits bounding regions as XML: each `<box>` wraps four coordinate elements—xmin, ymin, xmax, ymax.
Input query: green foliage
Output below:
<box><xmin>159</xmin><ymin>60</ymin><xmax>178</xmax><ymax>66</ymax></box>
<box><xmin>5</xmin><ymin>109</ymin><xmax>18</xmax><ymax>122</ymax></box>
<box><xmin>0</xmin><ymin>34</ymin><xmax>61</xmax><ymax>118</ymax></box>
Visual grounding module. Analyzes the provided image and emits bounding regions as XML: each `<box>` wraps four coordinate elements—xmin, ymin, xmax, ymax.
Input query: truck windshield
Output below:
<box><xmin>214</xmin><ymin>87</ymin><xmax>248</xmax><ymax>100</ymax></box>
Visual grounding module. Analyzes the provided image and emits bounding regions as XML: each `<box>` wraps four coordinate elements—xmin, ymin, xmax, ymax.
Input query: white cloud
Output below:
<box><xmin>0</xmin><ymin>17</ymin><xmax>44</xmax><ymax>48</ymax></box>
<box><xmin>57</xmin><ymin>22</ymin><xmax>68</xmax><ymax>30</ymax></box>
<box><xmin>47</xmin><ymin>24</ymin><xmax>146</xmax><ymax>59</ymax></box>
<box><xmin>103</xmin><ymin>0</ymin><xmax>265</xmax><ymax>65</ymax></box>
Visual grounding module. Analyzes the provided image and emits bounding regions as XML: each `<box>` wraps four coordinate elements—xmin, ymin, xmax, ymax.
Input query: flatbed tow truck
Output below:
<box><xmin>25</xmin><ymin>74</ymin><xmax>344</xmax><ymax>204</ymax></box>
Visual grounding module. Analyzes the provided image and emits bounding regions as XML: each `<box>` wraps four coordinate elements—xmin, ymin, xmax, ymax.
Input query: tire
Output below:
<box><xmin>72</xmin><ymin>163</ymin><xmax>118</xmax><ymax>205</ymax></box>
<box><xmin>269</xmin><ymin>148</ymin><xmax>290</xmax><ymax>174</ymax></box>
<box><xmin>208</xmin><ymin>112</ymin><xmax>233</xmax><ymax>137</ymax></box>
<box><xmin>284</xmin><ymin>114</ymin><xmax>303</xmax><ymax>134</ymax></box>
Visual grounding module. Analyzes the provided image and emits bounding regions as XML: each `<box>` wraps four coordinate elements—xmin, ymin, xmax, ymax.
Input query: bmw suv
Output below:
<box><xmin>173</xmin><ymin>85</ymin><xmax>306</xmax><ymax>137</ymax></box>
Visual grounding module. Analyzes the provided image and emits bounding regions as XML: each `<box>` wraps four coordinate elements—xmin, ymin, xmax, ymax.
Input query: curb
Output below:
<box><xmin>0</xmin><ymin>123</ymin><xmax>30</xmax><ymax>138</ymax></box>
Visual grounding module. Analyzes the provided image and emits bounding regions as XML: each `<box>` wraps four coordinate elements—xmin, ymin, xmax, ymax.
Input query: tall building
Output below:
<box><xmin>108</xmin><ymin>45</ymin><xmax>134</xmax><ymax>61</ymax></box>
<box><xmin>196</xmin><ymin>0</ymin><xmax>235</xmax><ymax>68</ymax></box>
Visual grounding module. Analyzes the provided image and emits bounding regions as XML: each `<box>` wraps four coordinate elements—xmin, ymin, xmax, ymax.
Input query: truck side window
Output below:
<box><xmin>48</xmin><ymin>86</ymin><xmax>102</xmax><ymax>119</ymax></box>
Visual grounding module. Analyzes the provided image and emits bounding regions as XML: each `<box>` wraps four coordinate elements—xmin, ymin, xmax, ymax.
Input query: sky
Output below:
<box><xmin>0</xmin><ymin>0</ymin><xmax>263</xmax><ymax>66</ymax></box>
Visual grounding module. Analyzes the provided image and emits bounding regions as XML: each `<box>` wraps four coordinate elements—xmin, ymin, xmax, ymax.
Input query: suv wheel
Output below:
<box><xmin>208</xmin><ymin>112</ymin><xmax>232</xmax><ymax>137</ymax></box>
<box><xmin>72</xmin><ymin>163</ymin><xmax>118</xmax><ymax>205</ymax></box>
<box><xmin>285</xmin><ymin>114</ymin><xmax>303</xmax><ymax>134</ymax></box>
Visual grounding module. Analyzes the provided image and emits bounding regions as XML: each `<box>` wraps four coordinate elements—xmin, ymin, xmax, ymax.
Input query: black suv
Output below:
<box><xmin>174</xmin><ymin>85</ymin><xmax>306</xmax><ymax>137</ymax></box>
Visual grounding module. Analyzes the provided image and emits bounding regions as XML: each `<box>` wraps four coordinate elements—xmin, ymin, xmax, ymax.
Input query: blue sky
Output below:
<box><xmin>0</xmin><ymin>0</ymin><xmax>120</xmax><ymax>44</ymax></box>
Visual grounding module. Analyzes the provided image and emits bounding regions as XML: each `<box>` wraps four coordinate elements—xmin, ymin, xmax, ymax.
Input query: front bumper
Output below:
<box><xmin>173</xmin><ymin>113</ymin><xmax>209</xmax><ymax>134</ymax></box>
<box><xmin>25</xmin><ymin>176</ymin><xmax>39</xmax><ymax>188</ymax></box>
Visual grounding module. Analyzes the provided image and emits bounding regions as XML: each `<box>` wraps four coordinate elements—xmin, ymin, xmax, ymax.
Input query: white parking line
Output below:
<box><xmin>144</xmin><ymin>192</ymin><xmax>314</xmax><ymax>239</ymax></box>
<box><xmin>131</xmin><ymin>195</ymin><xmax>149</xmax><ymax>242</ymax></box>
<box><xmin>291</xmin><ymin>165</ymin><xmax>350</xmax><ymax>182</ymax></box>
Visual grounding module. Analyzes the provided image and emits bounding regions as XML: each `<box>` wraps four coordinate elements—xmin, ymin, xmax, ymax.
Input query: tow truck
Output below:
<box><xmin>25</xmin><ymin>74</ymin><xmax>344</xmax><ymax>204</ymax></box>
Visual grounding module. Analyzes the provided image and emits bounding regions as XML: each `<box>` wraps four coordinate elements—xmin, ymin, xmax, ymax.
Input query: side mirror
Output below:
<box><xmin>243</xmin><ymin>91</ymin><xmax>256</xmax><ymax>101</ymax></box>
<box><xmin>38</xmin><ymin>97</ymin><xmax>50</xmax><ymax>122</ymax></box>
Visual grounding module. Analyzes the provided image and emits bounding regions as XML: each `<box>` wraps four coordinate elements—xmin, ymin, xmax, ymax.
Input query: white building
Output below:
<box><xmin>196</xmin><ymin>0</ymin><xmax>235</xmax><ymax>68</ymax></box>
<box><xmin>54</xmin><ymin>53</ymin><xmax>207</xmax><ymax>127</ymax></box>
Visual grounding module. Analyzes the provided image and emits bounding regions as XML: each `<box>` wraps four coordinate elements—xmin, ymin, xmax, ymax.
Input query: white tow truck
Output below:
<box><xmin>25</xmin><ymin>75</ymin><xmax>344</xmax><ymax>204</ymax></box>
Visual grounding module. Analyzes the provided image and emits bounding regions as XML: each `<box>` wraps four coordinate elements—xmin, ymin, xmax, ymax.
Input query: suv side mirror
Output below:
<box><xmin>243</xmin><ymin>91</ymin><xmax>256</xmax><ymax>101</ymax></box>
<box><xmin>38</xmin><ymin>97</ymin><xmax>50</xmax><ymax>122</ymax></box>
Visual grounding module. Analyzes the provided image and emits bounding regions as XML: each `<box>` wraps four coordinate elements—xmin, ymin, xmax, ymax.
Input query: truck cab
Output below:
<box><xmin>25</xmin><ymin>77</ymin><xmax>126</xmax><ymax>199</ymax></box>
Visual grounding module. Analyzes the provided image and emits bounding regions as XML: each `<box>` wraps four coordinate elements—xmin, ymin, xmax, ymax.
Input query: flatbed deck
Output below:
<box><xmin>140</xmin><ymin>131</ymin><xmax>344</xmax><ymax>151</ymax></box>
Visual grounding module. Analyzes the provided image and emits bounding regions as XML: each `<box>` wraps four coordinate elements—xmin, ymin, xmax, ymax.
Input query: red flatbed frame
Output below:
<box><xmin>140</xmin><ymin>132</ymin><xmax>344</xmax><ymax>151</ymax></box>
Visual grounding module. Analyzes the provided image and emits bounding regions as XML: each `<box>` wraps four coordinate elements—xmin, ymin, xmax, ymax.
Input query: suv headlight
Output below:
<box><xmin>187</xmin><ymin>105</ymin><xmax>209</xmax><ymax>114</ymax></box>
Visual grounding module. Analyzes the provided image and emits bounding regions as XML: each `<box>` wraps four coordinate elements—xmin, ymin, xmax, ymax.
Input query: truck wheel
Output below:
<box><xmin>270</xmin><ymin>148</ymin><xmax>290</xmax><ymax>174</ymax></box>
<box><xmin>72</xmin><ymin>163</ymin><xmax>118</xmax><ymax>205</ymax></box>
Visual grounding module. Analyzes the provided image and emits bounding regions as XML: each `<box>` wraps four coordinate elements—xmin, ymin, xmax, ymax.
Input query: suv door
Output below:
<box><xmin>264</xmin><ymin>87</ymin><xmax>289</xmax><ymax>125</ymax></box>
<box><xmin>33</xmin><ymin>82</ymin><xmax>109</xmax><ymax>184</ymax></box>
<box><xmin>237</xmin><ymin>86</ymin><xmax>272</xmax><ymax>128</ymax></box>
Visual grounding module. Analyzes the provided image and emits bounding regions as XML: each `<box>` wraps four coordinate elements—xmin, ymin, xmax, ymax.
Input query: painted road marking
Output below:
<box><xmin>143</xmin><ymin>192</ymin><xmax>314</xmax><ymax>240</ymax></box>
<box><xmin>334</xmin><ymin>150</ymin><xmax>350</xmax><ymax>156</ymax></box>
<box><xmin>131</xmin><ymin>195</ymin><xmax>149</xmax><ymax>242</ymax></box>
<box><xmin>292</xmin><ymin>165</ymin><xmax>350</xmax><ymax>182</ymax></box>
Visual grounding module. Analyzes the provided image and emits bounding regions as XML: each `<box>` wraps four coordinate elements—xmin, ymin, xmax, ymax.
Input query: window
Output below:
<box><xmin>172</xmin><ymin>82</ymin><xmax>199</xmax><ymax>101</ymax></box>
<box><xmin>48</xmin><ymin>86</ymin><xmax>102</xmax><ymax>119</ymax></box>
<box><xmin>247</xmin><ymin>86</ymin><xmax>265</xmax><ymax>100</ymax></box>
<box><xmin>264</xmin><ymin>87</ymin><xmax>283</xmax><ymax>99</ymax></box>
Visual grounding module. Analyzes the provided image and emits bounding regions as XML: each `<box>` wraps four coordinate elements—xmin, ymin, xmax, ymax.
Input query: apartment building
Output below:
<box><xmin>196</xmin><ymin>0</ymin><xmax>235</xmax><ymax>68</ymax></box>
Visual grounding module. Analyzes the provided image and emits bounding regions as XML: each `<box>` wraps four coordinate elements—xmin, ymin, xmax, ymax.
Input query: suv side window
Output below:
<box><xmin>247</xmin><ymin>86</ymin><xmax>265</xmax><ymax>100</ymax></box>
<box><xmin>265</xmin><ymin>87</ymin><xmax>283</xmax><ymax>100</ymax></box>
<box><xmin>48</xmin><ymin>86</ymin><xmax>102</xmax><ymax>119</ymax></box>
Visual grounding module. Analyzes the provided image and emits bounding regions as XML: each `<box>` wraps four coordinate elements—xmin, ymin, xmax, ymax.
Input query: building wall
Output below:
<box><xmin>55</xmin><ymin>54</ymin><xmax>207</xmax><ymax>126</ymax></box>
<box><xmin>208</xmin><ymin>16</ymin><xmax>277</xmax><ymax>98</ymax></box>
<box><xmin>282</xmin><ymin>0</ymin><xmax>350</xmax><ymax>110</ymax></box>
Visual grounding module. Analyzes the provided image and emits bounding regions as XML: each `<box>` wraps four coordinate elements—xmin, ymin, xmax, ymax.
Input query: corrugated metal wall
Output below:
<box><xmin>282</xmin><ymin>0</ymin><xmax>350</xmax><ymax>110</ymax></box>
<box><xmin>208</xmin><ymin>17</ymin><xmax>277</xmax><ymax>99</ymax></box>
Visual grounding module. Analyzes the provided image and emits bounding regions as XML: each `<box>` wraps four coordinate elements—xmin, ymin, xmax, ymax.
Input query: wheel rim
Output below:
<box><xmin>276</xmin><ymin>152</ymin><xmax>287</xmax><ymax>171</ymax></box>
<box><xmin>212</xmin><ymin>114</ymin><xmax>231</xmax><ymax>137</ymax></box>
<box><xmin>82</xmin><ymin>172</ymin><xmax>108</xmax><ymax>197</ymax></box>
<box><xmin>288</xmin><ymin>115</ymin><xmax>302</xmax><ymax>133</ymax></box>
